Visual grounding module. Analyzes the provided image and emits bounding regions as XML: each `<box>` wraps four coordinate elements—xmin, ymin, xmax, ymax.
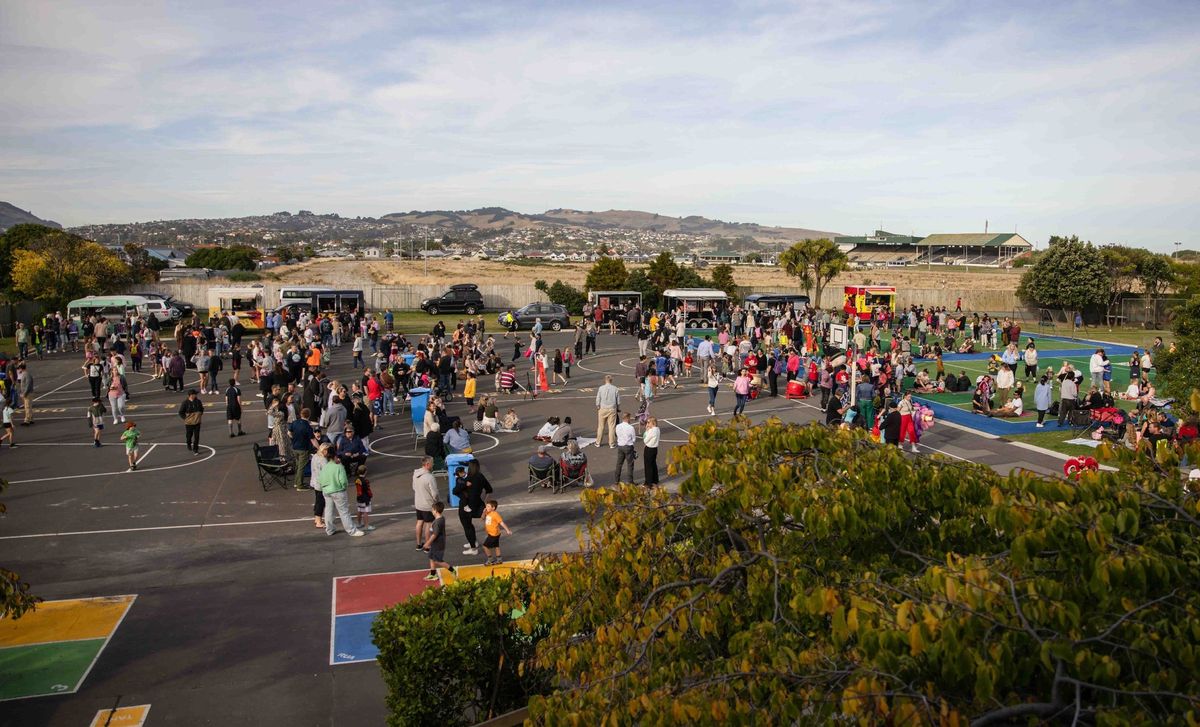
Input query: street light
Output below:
<box><xmin>1176</xmin><ymin>241</ymin><xmax>1183</xmax><ymax>258</ymax></box>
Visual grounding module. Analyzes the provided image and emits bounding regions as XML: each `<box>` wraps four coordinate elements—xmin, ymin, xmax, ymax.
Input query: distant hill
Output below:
<box><xmin>0</xmin><ymin>201</ymin><xmax>62</xmax><ymax>232</ymax></box>
<box><xmin>381</xmin><ymin>207</ymin><xmax>838</xmax><ymax>242</ymax></box>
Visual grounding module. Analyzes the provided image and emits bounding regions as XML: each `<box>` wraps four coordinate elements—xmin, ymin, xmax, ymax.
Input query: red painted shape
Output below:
<box><xmin>335</xmin><ymin>571</ymin><xmax>437</xmax><ymax>615</ymax></box>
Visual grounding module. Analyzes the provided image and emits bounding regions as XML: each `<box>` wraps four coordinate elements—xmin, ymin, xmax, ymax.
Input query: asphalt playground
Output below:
<box><xmin>0</xmin><ymin>328</ymin><xmax>1079</xmax><ymax>726</ymax></box>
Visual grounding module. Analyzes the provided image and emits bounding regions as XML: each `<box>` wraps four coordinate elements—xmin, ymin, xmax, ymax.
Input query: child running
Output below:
<box><xmin>481</xmin><ymin>499</ymin><xmax>513</xmax><ymax>566</ymax></box>
<box><xmin>88</xmin><ymin>397</ymin><xmax>107</xmax><ymax>447</ymax></box>
<box><xmin>423</xmin><ymin>501</ymin><xmax>458</xmax><ymax>581</ymax></box>
<box><xmin>121</xmin><ymin>421</ymin><xmax>141</xmax><ymax>471</ymax></box>
<box><xmin>354</xmin><ymin>464</ymin><xmax>375</xmax><ymax>532</ymax></box>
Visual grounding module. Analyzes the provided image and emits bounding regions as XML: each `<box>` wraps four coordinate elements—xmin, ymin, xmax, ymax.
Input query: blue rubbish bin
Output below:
<box><xmin>445</xmin><ymin>453</ymin><xmax>475</xmax><ymax>507</ymax></box>
<box><xmin>409</xmin><ymin>387</ymin><xmax>430</xmax><ymax>435</ymax></box>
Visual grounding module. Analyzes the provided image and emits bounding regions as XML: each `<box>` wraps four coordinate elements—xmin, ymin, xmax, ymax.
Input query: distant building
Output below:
<box><xmin>361</xmin><ymin>246</ymin><xmax>381</xmax><ymax>258</ymax></box>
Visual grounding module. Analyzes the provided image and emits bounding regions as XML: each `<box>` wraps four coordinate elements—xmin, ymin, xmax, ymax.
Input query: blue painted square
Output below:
<box><xmin>332</xmin><ymin>611</ymin><xmax>380</xmax><ymax>664</ymax></box>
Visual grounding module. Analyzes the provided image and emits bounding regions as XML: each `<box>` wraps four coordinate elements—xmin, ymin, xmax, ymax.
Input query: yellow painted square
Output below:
<box><xmin>0</xmin><ymin>595</ymin><xmax>135</xmax><ymax>647</ymax></box>
<box><xmin>440</xmin><ymin>559</ymin><xmax>534</xmax><ymax>585</ymax></box>
<box><xmin>90</xmin><ymin>704</ymin><xmax>150</xmax><ymax>727</ymax></box>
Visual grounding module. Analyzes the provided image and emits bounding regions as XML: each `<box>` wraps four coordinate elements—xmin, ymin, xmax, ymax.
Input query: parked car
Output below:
<box><xmin>501</xmin><ymin>303</ymin><xmax>571</xmax><ymax>331</ymax></box>
<box><xmin>420</xmin><ymin>283</ymin><xmax>484</xmax><ymax>316</ymax></box>
<box><xmin>131</xmin><ymin>292</ymin><xmax>194</xmax><ymax>319</ymax></box>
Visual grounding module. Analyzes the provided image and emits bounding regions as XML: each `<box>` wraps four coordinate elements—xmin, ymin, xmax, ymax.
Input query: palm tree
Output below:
<box><xmin>778</xmin><ymin>238</ymin><xmax>848</xmax><ymax>306</ymax></box>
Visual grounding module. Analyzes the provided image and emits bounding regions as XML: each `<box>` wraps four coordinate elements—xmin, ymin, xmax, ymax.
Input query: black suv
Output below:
<box><xmin>420</xmin><ymin>283</ymin><xmax>484</xmax><ymax>316</ymax></box>
<box><xmin>503</xmin><ymin>303</ymin><xmax>571</xmax><ymax>331</ymax></box>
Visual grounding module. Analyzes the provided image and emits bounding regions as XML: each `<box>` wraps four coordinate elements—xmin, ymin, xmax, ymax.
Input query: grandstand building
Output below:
<box><xmin>833</xmin><ymin>229</ymin><xmax>1032</xmax><ymax>269</ymax></box>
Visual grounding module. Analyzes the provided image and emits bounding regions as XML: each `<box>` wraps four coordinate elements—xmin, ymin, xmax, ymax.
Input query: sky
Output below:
<box><xmin>1</xmin><ymin>0</ymin><xmax>1198</xmax><ymax>250</ymax></box>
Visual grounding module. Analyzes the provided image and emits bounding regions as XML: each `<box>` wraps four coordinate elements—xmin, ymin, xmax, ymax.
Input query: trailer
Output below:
<box><xmin>662</xmin><ymin>288</ymin><xmax>728</xmax><ymax>329</ymax></box>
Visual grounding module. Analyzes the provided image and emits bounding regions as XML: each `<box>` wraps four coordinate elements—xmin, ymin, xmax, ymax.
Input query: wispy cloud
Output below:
<box><xmin>0</xmin><ymin>0</ymin><xmax>1197</xmax><ymax>248</ymax></box>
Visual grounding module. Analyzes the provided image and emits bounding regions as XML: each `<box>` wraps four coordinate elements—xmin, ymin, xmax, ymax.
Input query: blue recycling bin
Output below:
<box><xmin>409</xmin><ymin>387</ymin><xmax>430</xmax><ymax>435</ymax></box>
<box><xmin>402</xmin><ymin>353</ymin><xmax>415</xmax><ymax>367</ymax></box>
<box><xmin>445</xmin><ymin>453</ymin><xmax>476</xmax><ymax>508</ymax></box>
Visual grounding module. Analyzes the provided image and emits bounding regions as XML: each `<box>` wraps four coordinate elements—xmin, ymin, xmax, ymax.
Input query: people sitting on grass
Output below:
<box><xmin>989</xmin><ymin>383</ymin><xmax>1025</xmax><ymax>418</ymax></box>
<box><xmin>956</xmin><ymin>337</ymin><xmax>976</xmax><ymax>354</ymax></box>
<box><xmin>972</xmin><ymin>375</ymin><xmax>994</xmax><ymax>415</ymax></box>
<box><xmin>911</xmin><ymin>370</ymin><xmax>938</xmax><ymax>394</ymax></box>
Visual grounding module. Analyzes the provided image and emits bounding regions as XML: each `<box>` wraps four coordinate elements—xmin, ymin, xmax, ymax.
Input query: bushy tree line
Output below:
<box><xmin>580</xmin><ymin>253</ymin><xmax>738</xmax><ymax>310</ymax></box>
<box><xmin>184</xmin><ymin>244</ymin><xmax>261</xmax><ymax>271</ymax></box>
<box><xmin>1018</xmin><ymin>236</ymin><xmax>1183</xmax><ymax>326</ymax></box>
<box><xmin>0</xmin><ymin>224</ymin><xmax>129</xmax><ymax>308</ymax></box>
<box><xmin>375</xmin><ymin>421</ymin><xmax>1200</xmax><ymax>725</ymax></box>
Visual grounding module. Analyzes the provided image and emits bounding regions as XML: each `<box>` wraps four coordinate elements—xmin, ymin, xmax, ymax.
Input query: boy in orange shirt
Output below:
<box><xmin>481</xmin><ymin>499</ymin><xmax>513</xmax><ymax>566</ymax></box>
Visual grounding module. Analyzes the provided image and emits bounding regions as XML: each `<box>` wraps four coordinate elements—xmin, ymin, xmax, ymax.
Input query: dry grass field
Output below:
<box><xmin>270</xmin><ymin>259</ymin><xmax>1022</xmax><ymax>292</ymax></box>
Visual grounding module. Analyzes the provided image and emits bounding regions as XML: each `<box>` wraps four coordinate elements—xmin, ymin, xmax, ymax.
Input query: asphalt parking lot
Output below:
<box><xmin>0</xmin><ymin>329</ymin><xmax>1072</xmax><ymax>726</ymax></box>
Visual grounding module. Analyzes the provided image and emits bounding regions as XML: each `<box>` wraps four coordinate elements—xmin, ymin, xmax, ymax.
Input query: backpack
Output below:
<box><xmin>773</xmin><ymin>357</ymin><xmax>785</xmax><ymax>376</ymax></box>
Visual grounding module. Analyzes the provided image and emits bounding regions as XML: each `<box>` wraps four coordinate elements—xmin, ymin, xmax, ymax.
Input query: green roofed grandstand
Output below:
<box><xmin>833</xmin><ymin>229</ymin><xmax>1032</xmax><ymax>269</ymax></box>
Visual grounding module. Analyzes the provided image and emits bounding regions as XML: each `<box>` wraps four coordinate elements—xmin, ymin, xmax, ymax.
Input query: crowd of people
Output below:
<box><xmin>4</xmin><ymin>294</ymin><xmax>1191</xmax><ymax>566</ymax></box>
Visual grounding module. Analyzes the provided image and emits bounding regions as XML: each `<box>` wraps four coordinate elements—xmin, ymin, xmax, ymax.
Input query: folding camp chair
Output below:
<box><xmin>254</xmin><ymin>443</ymin><xmax>295</xmax><ymax>492</ymax></box>
<box><xmin>558</xmin><ymin>460</ymin><xmax>589</xmax><ymax>493</ymax></box>
<box><xmin>527</xmin><ymin>463</ymin><xmax>556</xmax><ymax>492</ymax></box>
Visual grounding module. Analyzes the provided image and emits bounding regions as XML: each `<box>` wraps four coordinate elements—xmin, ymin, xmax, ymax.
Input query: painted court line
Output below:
<box><xmin>134</xmin><ymin>444</ymin><xmax>158</xmax><ymax>466</ymax></box>
<box><xmin>0</xmin><ymin>497</ymin><xmax>577</xmax><ymax>541</ymax></box>
<box><xmin>6</xmin><ymin>443</ymin><xmax>215</xmax><ymax>484</ymax></box>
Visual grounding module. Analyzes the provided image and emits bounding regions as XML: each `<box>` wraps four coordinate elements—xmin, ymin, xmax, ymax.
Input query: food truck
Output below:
<box><xmin>662</xmin><ymin>288</ymin><xmax>728</xmax><ymax>329</ymax></box>
<box><xmin>207</xmin><ymin>286</ymin><xmax>266</xmax><ymax>331</ymax></box>
<box><xmin>842</xmin><ymin>285</ymin><xmax>896</xmax><ymax>321</ymax></box>
<box><xmin>587</xmin><ymin>290</ymin><xmax>642</xmax><ymax>325</ymax></box>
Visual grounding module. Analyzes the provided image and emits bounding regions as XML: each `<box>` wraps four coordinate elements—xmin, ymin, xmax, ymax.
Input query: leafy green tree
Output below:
<box><xmin>1</xmin><ymin>479</ymin><xmax>39</xmax><ymax>620</ymax></box>
<box><xmin>373</xmin><ymin>577</ymin><xmax>549</xmax><ymax>727</ymax></box>
<box><xmin>517</xmin><ymin>420</ymin><xmax>1200</xmax><ymax>725</ymax></box>
<box><xmin>0</xmin><ymin>224</ymin><xmax>62</xmax><ymax>300</ymax></box>
<box><xmin>1155</xmin><ymin>295</ymin><xmax>1200</xmax><ymax>407</ymax></box>
<box><xmin>185</xmin><ymin>245</ymin><xmax>261</xmax><ymax>271</ymax></box>
<box><xmin>534</xmin><ymin>279</ymin><xmax>586</xmax><ymax>313</ymax></box>
<box><xmin>12</xmin><ymin>231</ymin><xmax>129</xmax><ymax>308</ymax></box>
<box><xmin>273</xmin><ymin>245</ymin><xmax>302</xmax><ymax>263</ymax></box>
<box><xmin>1136</xmin><ymin>252</ymin><xmax>1175</xmax><ymax>328</ymax></box>
<box><xmin>646</xmin><ymin>251</ymin><xmax>685</xmax><ymax>294</ymax></box>
<box><xmin>624</xmin><ymin>269</ymin><xmax>659</xmax><ymax>310</ymax></box>
<box><xmin>302</xmin><ymin>244</ymin><xmax>316</xmax><ymax>258</ymax></box>
<box><xmin>583</xmin><ymin>257</ymin><xmax>629</xmax><ymax>292</ymax></box>
<box><xmin>1017</xmin><ymin>236</ymin><xmax>1108</xmax><ymax>315</ymax></box>
<box><xmin>709</xmin><ymin>263</ymin><xmax>738</xmax><ymax>299</ymax></box>
<box><xmin>778</xmin><ymin>238</ymin><xmax>848</xmax><ymax>306</ymax></box>
<box><xmin>1099</xmin><ymin>246</ymin><xmax>1141</xmax><ymax>325</ymax></box>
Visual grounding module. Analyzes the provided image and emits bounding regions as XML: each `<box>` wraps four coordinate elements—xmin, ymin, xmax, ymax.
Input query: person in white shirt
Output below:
<box><xmin>614</xmin><ymin>414</ymin><xmax>637</xmax><ymax>484</ymax></box>
<box><xmin>642</xmin><ymin>417</ymin><xmax>661</xmax><ymax>486</ymax></box>
<box><xmin>1088</xmin><ymin>349</ymin><xmax>1106</xmax><ymax>390</ymax></box>
<box><xmin>990</xmin><ymin>384</ymin><xmax>1025</xmax><ymax>418</ymax></box>
<box><xmin>995</xmin><ymin>363</ymin><xmax>1015</xmax><ymax>405</ymax></box>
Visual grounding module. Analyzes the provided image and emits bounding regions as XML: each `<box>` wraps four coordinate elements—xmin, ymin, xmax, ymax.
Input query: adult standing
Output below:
<box><xmin>178</xmin><ymin>389</ymin><xmax>204</xmax><ymax>454</ymax></box>
<box><xmin>318</xmin><ymin>451</ymin><xmax>364</xmax><ymax>537</ymax></box>
<box><xmin>705</xmin><ymin>364</ymin><xmax>721</xmax><ymax>416</ymax></box>
<box><xmin>595</xmin><ymin>375</ymin><xmax>620</xmax><ymax>448</ymax></box>
<box><xmin>310</xmin><ymin>443</ymin><xmax>330</xmax><ymax>529</ymax></box>
<box><xmin>1057</xmin><ymin>371</ymin><xmax>1079</xmax><ymax>428</ymax></box>
<box><xmin>289</xmin><ymin>408</ymin><xmax>317</xmax><ymax>490</ymax></box>
<box><xmin>412</xmin><ymin>456</ymin><xmax>439</xmax><ymax>550</ymax></box>
<box><xmin>225</xmin><ymin>378</ymin><xmax>245</xmax><ymax>437</ymax></box>
<box><xmin>453</xmin><ymin>460</ymin><xmax>493</xmax><ymax>556</ymax></box>
<box><xmin>614</xmin><ymin>413</ymin><xmax>637</xmax><ymax>484</ymax></box>
<box><xmin>16</xmin><ymin>364</ymin><xmax>34</xmax><ymax>426</ymax></box>
<box><xmin>1088</xmin><ymin>348</ymin><xmax>1106</xmax><ymax>391</ymax></box>
<box><xmin>1034</xmin><ymin>374</ymin><xmax>1052</xmax><ymax>428</ymax></box>
<box><xmin>897</xmin><ymin>391</ymin><xmax>919</xmax><ymax>454</ymax></box>
<box><xmin>732</xmin><ymin>367</ymin><xmax>752</xmax><ymax>417</ymax></box>
<box><xmin>642</xmin><ymin>416</ymin><xmax>660</xmax><ymax>486</ymax></box>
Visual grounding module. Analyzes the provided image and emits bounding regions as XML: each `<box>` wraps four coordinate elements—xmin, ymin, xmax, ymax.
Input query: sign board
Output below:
<box><xmin>90</xmin><ymin>705</ymin><xmax>151</xmax><ymax>727</ymax></box>
<box><xmin>829</xmin><ymin>324</ymin><xmax>849</xmax><ymax>349</ymax></box>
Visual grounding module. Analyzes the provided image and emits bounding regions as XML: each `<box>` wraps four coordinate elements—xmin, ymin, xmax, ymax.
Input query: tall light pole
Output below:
<box><xmin>424</xmin><ymin>231</ymin><xmax>429</xmax><ymax>277</ymax></box>
<box><xmin>1175</xmin><ymin>241</ymin><xmax>1183</xmax><ymax>258</ymax></box>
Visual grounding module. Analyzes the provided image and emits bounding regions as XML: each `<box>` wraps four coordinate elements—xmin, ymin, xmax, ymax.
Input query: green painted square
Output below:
<box><xmin>0</xmin><ymin>638</ymin><xmax>105</xmax><ymax>701</ymax></box>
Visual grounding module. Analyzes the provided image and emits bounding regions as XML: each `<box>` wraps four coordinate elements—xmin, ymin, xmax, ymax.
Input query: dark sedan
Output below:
<box><xmin>500</xmin><ymin>303</ymin><xmax>571</xmax><ymax>331</ymax></box>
